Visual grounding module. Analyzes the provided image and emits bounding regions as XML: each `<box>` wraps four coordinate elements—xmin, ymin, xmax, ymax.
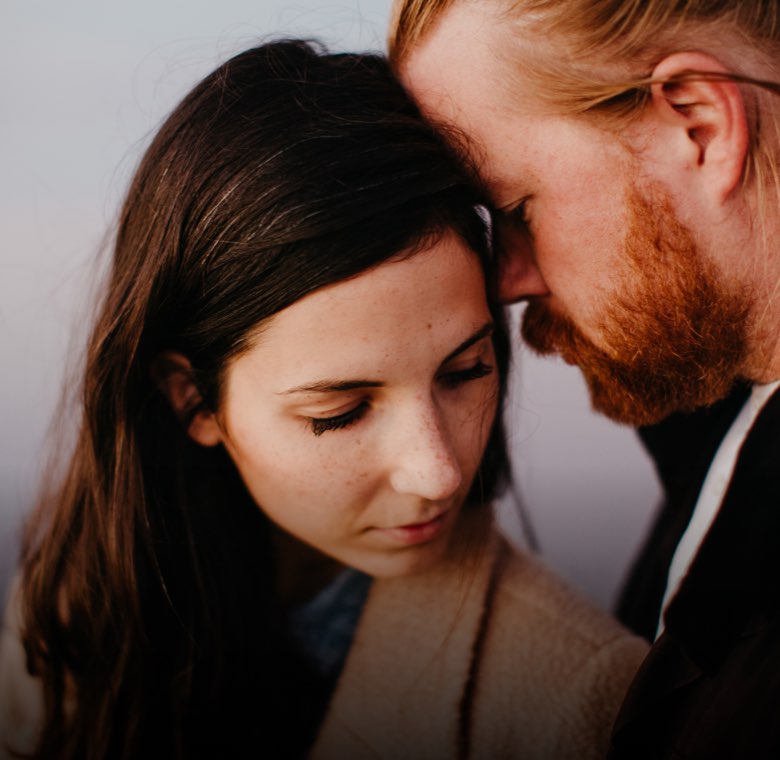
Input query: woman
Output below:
<box><xmin>0</xmin><ymin>40</ymin><xmax>646</xmax><ymax>760</ymax></box>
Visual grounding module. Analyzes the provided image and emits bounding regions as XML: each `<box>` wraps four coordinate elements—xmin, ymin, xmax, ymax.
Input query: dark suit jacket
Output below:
<box><xmin>608</xmin><ymin>384</ymin><xmax>780</xmax><ymax>759</ymax></box>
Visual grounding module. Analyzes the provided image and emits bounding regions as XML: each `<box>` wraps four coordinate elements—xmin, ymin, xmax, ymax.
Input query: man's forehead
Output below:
<box><xmin>400</xmin><ymin>83</ymin><xmax>532</xmax><ymax>210</ymax></box>
<box><xmin>398</xmin><ymin>4</ymin><xmax>540</xmax><ymax>206</ymax></box>
<box><xmin>401</xmin><ymin>71</ymin><xmax>501</xmax><ymax>198</ymax></box>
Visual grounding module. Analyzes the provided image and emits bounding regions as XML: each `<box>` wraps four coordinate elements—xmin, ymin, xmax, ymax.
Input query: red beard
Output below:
<box><xmin>520</xmin><ymin>188</ymin><xmax>751</xmax><ymax>426</ymax></box>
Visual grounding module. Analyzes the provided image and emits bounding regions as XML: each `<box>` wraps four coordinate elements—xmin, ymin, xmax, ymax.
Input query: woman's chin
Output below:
<box><xmin>349</xmin><ymin>523</ymin><xmax>456</xmax><ymax>579</ymax></box>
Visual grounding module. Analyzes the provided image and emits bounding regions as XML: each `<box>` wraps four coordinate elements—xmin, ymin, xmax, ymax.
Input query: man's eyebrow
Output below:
<box><xmin>443</xmin><ymin>322</ymin><xmax>494</xmax><ymax>363</ymax></box>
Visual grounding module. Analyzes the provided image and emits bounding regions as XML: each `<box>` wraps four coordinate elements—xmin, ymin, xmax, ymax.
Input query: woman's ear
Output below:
<box><xmin>648</xmin><ymin>51</ymin><xmax>749</xmax><ymax>203</ymax></box>
<box><xmin>150</xmin><ymin>351</ymin><xmax>222</xmax><ymax>447</ymax></box>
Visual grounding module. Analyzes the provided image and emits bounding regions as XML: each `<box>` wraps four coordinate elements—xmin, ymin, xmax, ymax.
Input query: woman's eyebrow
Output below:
<box><xmin>278</xmin><ymin>379</ymin><xmax>385</xmax><ymax>395</ymax></box>
<box><xmin>278</xmin><ymin>322</ymin><xmax>494</xmax><ymax>396</ymax></box>
<box><xmin>443</xmin><ymin>322</ymin><xmax>494</xmax><ymax>363</ymax></box>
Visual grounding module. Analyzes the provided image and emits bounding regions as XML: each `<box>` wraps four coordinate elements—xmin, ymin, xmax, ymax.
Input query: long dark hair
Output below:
<box><xmin>17</xmin><ymin>40</ymin><xmax>510</xmax><ymax>759</ymax></box>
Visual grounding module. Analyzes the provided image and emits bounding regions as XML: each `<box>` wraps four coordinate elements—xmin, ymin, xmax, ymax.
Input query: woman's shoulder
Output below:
<box><xmin>0</xmin><ymin>577</ymin><xmax>45</xmax><ymax>760</ymax></box>
<box><xmin>489</xmin><ymin>535</ymin><xmax>646</xmax><ymax>654</ymax></box>
<box><xmin>469</xmin><ymin>533</ymin><xmax>648</xmax><ymax>759</ymax></box>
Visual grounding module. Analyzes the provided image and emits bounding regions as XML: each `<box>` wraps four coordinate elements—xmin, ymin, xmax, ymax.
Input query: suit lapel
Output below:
<box><xmin>311</xmin><ymin>510</ymin><xmax>497</xmax><ymax>760</ymax></box>
<box><xmin>664</xmin><ymin>386</ymin><xmax>780</xmax><ymax>670</ymax></box>
<box><xmin>618</xmin><ymin>384</ymin><xmax>750</xmax><ymax>640</ymax></box>
<box><xmin>614</xmin><ymin>386</ymin><xmax>780</xmax><ymax>737</ymax></box>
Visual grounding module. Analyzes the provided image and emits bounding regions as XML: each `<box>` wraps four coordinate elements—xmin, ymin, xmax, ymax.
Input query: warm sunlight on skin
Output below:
<box><xmin>208</xmin><ymin>232</ymin><xmax>499</xmax><ymax>578</ymax></box>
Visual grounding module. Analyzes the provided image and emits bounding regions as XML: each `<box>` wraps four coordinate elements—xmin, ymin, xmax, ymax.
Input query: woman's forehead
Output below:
<box><xmin>227</xmin><ymin>234</ymin><xmax>490</xmax><ymax>390</ymax></box>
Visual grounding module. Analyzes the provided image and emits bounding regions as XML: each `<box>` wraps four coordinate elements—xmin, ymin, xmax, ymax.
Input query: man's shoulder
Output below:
<box><xmin>609</xmin><ymin>611</ymin><xmax>780</xmax><ymax>759</ymax></box>
<box><xmin>609</xmin><ymin>384</ymin><xmax>780</xmax><ymax>759</ymax></box>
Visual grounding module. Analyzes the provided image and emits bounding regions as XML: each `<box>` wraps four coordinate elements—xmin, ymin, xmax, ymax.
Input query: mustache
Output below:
<box><xmin>521</xmin><ymin>301</ymin><xmax>611</xmax><ymax>369</ymax></box>
<box><xmin>520</xmin><ymin>291</ymin><xmax>747</xmax><ymax>427</ymax></box>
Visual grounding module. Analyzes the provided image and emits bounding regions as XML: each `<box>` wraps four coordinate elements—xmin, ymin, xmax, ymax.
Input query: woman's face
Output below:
<box><xmin>209</xmin><ymin>231</ymin><xmax>499</xmax><ymax>578</ymax></box>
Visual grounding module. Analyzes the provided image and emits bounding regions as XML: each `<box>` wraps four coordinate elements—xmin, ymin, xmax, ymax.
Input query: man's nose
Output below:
<box><xmin>387</xmin><ymin>402</ymin><xmax>463</xmax><ymax>501</ymax></box>
<box><xmin>496</xmin><ymin>221</ymin><xmax>548</xmax><ymax>304</ymax></box>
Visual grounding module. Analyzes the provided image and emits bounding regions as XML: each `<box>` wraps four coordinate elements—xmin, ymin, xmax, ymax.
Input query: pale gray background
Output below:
<box><xmin>1</xmin><ymin>0</ymin><xmax>660</xmax><ymax>611</ymax></box>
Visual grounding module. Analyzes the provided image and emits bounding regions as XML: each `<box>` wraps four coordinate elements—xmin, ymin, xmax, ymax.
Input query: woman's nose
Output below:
<box><xmin>387</xmin><ymin>403</ymin><xmax>463</xmax><ymax>501</ymax></box>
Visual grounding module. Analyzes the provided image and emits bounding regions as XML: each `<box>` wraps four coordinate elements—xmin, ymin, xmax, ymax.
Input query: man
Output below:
<box><xmin>389</xmin><ymin>1</ymin><xmax>780</xmax><ymax>757</ymax></box>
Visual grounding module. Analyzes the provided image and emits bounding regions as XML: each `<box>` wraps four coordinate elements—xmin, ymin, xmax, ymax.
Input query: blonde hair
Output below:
<box><xmin>388</xmin><ymin>0</ymin><xmax>780</xmax><ymax>202</ymax></box>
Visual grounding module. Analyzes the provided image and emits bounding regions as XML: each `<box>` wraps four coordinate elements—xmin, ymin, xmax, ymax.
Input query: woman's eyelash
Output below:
<box><xmin>308</xmin><ymin>362</ymin><xmax>492</xmax><ymax>435</ymax></box>
<box><xmin>309</xmin><ymin>401</ymin><xmax>369</xmax><ymax>436</ymax></box>
<box><xmin>439</xmin><ymin>361</ymin><xmax>494</xmax><ymax>389</ymax></box>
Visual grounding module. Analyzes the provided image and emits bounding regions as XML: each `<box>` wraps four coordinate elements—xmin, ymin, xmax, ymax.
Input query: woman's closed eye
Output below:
<box><xmin>309</xmin><ymin>400</ymin><xmax>369</xmax><ymax>436</ymax></box>
<box><xmin>306</xmin><ymin>357</ymin><xmax>494</xmax><ymax>436</ymax></box>
<box><xmin>438</xmin><ymin>360</ymin><xmax>493</xmax><ymax>389</ymax></box>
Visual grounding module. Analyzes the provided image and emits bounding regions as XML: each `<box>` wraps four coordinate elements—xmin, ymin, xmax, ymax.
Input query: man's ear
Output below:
<box><xmin>150</xmin><ymin>351</ymin><xmax>222</xmax><ymax>447</ymax></box>
<box><xmin>648</xmin><ymin>51</ymin><xmax>749</xmax><ymax>203</ymax></box>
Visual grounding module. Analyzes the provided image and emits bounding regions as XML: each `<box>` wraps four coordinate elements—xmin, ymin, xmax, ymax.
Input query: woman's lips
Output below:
<box><xmin>375</xmin><ymin>510</ymin><xmax>451</xmax><ymax>546</ymax></box>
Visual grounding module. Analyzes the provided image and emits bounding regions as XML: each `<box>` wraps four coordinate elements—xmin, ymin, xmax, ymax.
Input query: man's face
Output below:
<box><xmin>401</xmin><ymin>2</ymin><xmax>751</xmax><ymax>424</ymax></box>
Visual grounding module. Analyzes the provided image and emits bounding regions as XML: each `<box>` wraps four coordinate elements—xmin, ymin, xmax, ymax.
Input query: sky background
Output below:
<box><xmin>0</xmin><ymin>0</ymin><xmax>661</xmax><ymax>611</ymax></box>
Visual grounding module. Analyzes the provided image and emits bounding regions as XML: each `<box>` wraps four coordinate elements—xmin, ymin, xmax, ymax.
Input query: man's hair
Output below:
<box><xmin>389</xmin><ymin>0</ymin><xmax>780</xmax><ymax>202</ymax></box>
